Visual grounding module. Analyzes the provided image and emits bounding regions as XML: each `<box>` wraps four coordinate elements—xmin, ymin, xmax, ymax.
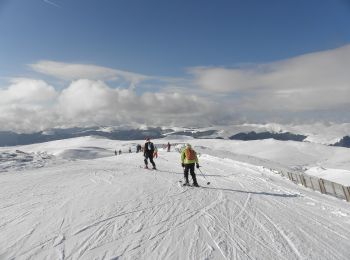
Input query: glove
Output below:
<box><xmin>196</xmin><ymin>163</ymin><xmax>200</xmax><ymax>169</ymax></box>
<box><xmin>181</xmin><ymin>163</ymin><xmax>185</xmax><ymax>167</ymax></box>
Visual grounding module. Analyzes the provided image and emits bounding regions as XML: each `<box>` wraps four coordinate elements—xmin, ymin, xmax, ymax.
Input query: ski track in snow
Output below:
<box><xmin>1</xmin><ymin>145</ymin><xmax>350</xmax><ymax>260</ymax></box>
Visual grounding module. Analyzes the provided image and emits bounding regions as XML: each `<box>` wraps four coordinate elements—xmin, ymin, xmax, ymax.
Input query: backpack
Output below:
<box><xmin>185</xmin><ymin>148</ymin><xmax>196</xmax><ymax>160</ymax></box>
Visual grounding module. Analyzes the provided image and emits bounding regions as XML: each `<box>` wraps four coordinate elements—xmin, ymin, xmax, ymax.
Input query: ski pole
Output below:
<box><xmin>198</xmin><ymin>168</ymin><xmax>210</xmax><ymax>185</ymax></box>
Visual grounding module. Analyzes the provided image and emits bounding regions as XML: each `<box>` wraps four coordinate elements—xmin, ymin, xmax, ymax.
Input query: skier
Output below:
<box><xmin>144</xmin><ymin>138</ymin><xmax>156</xmax><ymax>169</ymax></box>
<box><xmin>136</xmin><ymin>144</ymin><xmax>142</xmax><ymax>153</ymax></box>
<box><xmin>167</xmin><ymin>142</ymin><xmax>171</xmax><ymax>152</ymax></box>
<box><xmin>181</xmin><ymin>143</ymin><xmax>200</xmax><ymax>187</ymax></box>
<box><xmin>119</xmin><ymin>149</ymin><xmax>122</xmax><ymax>155</ymax></box>
<box><xmin>153</xmin><ymin>147</ymin><xmax>158</xmax><ymax>159</ymax></box>
<box><xmin>129</xmin><ymin>147</ymin><xmax>132</xmax><ymax>153</ymax></box>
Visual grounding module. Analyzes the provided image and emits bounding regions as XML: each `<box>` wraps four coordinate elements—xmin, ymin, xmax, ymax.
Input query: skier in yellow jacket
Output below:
<box><xmin>181</xmin><ymin>143</ymin><xmax>200</xmax><ymax>187</ymax></box>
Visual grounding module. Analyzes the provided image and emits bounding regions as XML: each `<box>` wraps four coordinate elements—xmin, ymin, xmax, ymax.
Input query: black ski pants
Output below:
<box><xmin>184</xmin><ymin>163</ymin><xmax>198</xmax><ymax>184</ymax></box>
<box><xmin>144</xmin><ymin>152</ymin><xmax>156</xmax><ymax>168</ymax></box>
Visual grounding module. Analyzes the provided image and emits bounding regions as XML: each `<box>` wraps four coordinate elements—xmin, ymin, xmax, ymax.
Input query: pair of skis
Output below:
<box><xmin>178</xmin><ymin>180</ymin><xmax>200</xmax><ymax>188</ymax></box>
<box><xmin>140</xmin><ymin>165</ymin><xmax>157</xmax><ymax>170</ymax></box>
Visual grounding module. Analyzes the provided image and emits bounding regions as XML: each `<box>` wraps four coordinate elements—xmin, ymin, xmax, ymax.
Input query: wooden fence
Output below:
<box><xmin>279</xmin><ymin>170</ymin><xmax>350</xmax><ymax>202</ymax></box>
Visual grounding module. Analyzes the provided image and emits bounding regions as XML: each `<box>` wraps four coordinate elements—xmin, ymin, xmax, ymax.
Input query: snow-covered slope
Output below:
<box><xmin>1</xmin><ymin>137</ymin><xmax>350</xmax><ymax>259</ymax></box>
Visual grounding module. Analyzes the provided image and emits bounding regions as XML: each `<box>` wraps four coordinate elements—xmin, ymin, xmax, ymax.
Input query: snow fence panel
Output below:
<box><xmin>297</xmin><ymin>174</ymin><xmax>306</xmax><ymax>186</ymax></box>
<box><xmin>322</xmin><ymin>179</ymin><xmax>336</xmax><ymax>196</ymax></box>
<box><xmin>333</xmin><ymin>183</ymin><xmax>347</xmax><ymax>200</ymax></box>
<box><xmin>304</xmin><ymin>175</ymin><xmax>314</xmax><ymax>189</ymax></box>
<box><xmin>310</xmin><ymin>177</ymin><xmax>322</xmax><ymax>192</ymax></box>
<box><xmin>288</xmin><ymin>172</ymin><xmax>298</xmax><ymax>184</ymax></box>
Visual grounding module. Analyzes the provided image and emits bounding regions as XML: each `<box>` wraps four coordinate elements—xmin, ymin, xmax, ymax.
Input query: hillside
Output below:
<box><xmin>1</xmin><ymin>137</ymin><xmax>350</xmax><ymax>259</ymax></box>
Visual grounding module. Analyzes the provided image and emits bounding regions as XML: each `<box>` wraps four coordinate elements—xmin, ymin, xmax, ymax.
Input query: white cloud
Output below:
<box><xmin>0</xmin><ymin>78</ymin><xmax>58</xmax><ymax>132</ymax></box>
<box><xmin>0</xmin><ymin>78</ymin><xmax>222</xmax><ymax>132</ymax></box>
<box><xmin>190</xmin><ymin>44</ymin><xmax>350</xmax><ymax>111</ymax></box>
<box><xmin>43</xmin><ymin>0</ymin><xmax>60</xmax><ymax>8</ymax></box>
<box><xmin>0</xmin><ymin>78</ymin><xmax>57</xmax><ymax>105</ymax></box>
<box><xmin>57</xmin><ymin>79</ymin><xmax>112</xmax><ymax>119</ymax></box>
<box><xmin>3</xmin><ymin>44</ymin><xmax>350</xmax><ymax>132</ymax></box>
<box><xmin>30</xmin><ymin>60</ymin><xmax>150</xmax><ymax>88</ymax></box>
<box><xmin>191</xmin><ymin>44</ymin><xmax>350</xmax><ymax>92</ymax></box>
<box><xmin>56</xmin><ymin>79</ymin><xmax>220</xmax><ymax>127</ymax></box>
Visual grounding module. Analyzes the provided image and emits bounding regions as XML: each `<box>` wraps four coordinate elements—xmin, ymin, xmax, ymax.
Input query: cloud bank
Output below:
<box><xmin>30</xmin><ymin>60</ymin><xmax>151</xmax><ymax>88</ymax></box>
<box><xmin>1</xmin><ymin>44</ymin><xmax>350</xmax><ymax>132</ymax></box>
<box><xmin>191</xmin><ymin>44</ymin><xmax>350</xmax><ymax>111</ymax></box>
<box><xmin>0</xmin><ymin>78</ymin><xmax>221</xmax><ymax>132</ymax></box>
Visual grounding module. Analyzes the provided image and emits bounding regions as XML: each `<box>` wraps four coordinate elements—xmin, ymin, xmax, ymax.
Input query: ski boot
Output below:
<box><xmin>183</xmin><ymin>177</ymin><xmax>190</xmax><ymax>186</ymax></box>
<box><xmin>192</xmin><ymin>175</ymin><xmax>199</xmax><ymax>187</ymax></box>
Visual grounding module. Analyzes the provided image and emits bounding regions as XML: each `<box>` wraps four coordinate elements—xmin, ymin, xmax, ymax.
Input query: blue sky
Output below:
<box><xmin>1</xmin><ymin>0</ymin><xmax>350</xmax><ymax>76</ymax></box>
<box><xmin>0</xmin><ymin>0</ymin><xmax>350</xmax><ymax>131</ymax></box>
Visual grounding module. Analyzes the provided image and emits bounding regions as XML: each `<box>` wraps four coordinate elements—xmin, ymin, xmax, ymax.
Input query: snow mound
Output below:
<box><xmin>0</xmin><ymin>150</ymin><xmax>54</xmax><ymax>172</ymax></box>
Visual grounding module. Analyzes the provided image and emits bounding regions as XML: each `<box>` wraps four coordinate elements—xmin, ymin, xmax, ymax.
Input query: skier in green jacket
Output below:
<box><xmin>181</xmin><ymin>143</ymin><xmax>200</xmax><ymax>187</ymax></box>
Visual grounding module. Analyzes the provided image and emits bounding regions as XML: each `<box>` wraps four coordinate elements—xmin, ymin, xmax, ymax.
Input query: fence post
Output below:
<box><xmin>310</xmin><ymin>176</ymin><xmax>315</xmax><ymax>190</ymax></box>
<box><xmin>343</xmin><ymin>186</ymin><xmax>350</xmax><ymax>202</ymax></box>
<box><xmin>319</xmin><ymin>179</ymin><xmax>326</xmax><ymax>194</ymax></box>
<box><xmin>299</xmin><ymin>175</ymin><xmax>306</xmax><ymax>187</ymax></box>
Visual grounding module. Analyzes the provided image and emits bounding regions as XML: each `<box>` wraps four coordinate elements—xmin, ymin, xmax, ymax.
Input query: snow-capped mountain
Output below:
<box><xmin>1</xmin><ymin>122</ymin><xmax>350</xmax><ymax>147</ymax></box>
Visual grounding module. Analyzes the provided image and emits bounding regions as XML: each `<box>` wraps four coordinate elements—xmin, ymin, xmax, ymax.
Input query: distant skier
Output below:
<box><xmin>144</xmin><ymin>138</ymin><xmax>156</xmax><ymax>169</ymax></box>
<box><xmin>167</xmin><ymin>142</ymin><xmax>171</xmax><ymax>152</ymax></box>
<box><xmin>153</xmin><ymin>147</ymin><xmax>158</xmax><ymax>159</ymax></box>
<box><xmin>129</xmin><ymin>147</ymin><xmax>132</xmax><ymax>153</ymax></box>
<box><xmin>119</xmin><ymin>149</ymin><xmax>122</xmax><ymax>155</ymax></box>
<box><xmin>181</xmin><ymin>143</ymin><xmax>200</xmax><ymax>187</ymax></box>
<box><xmin>114</xmin><ymin>150</ymin><xmax>117</xmax><ymax>156</ymax></box>
<box><xmin>136</xmin><ymin>144</ymin><xmax>142</xmax><ymax>153</ymax></box>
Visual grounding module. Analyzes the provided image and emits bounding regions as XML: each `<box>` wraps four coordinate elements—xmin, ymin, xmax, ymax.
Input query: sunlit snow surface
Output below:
<box><xmin>1</xmin><ymin>136</ymin><xmax>350</xmax><ymax>259</ymax></box>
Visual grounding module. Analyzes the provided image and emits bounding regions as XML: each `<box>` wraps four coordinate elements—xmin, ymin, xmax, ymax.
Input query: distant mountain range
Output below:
<box><xmin>0</xmin><ymin>127</ymin><xmax>165</xmax><ymax>147</ymax></box>
<box><xmin>0</xmin><ymin>125</ymin><xmax>349</xmax><ymax>148</ymax></box>
<box><xmin>333</xmin><ymin>136</ymin><xmax>350</xmax><ymax>148</ymax></box>
<box><xmin>229</xmin><ymin>131</ymin><xmax>307</xmax><ymax>142</ymax></box>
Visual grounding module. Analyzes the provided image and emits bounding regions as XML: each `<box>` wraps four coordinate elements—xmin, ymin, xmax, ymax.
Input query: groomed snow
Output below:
<box><xmin>1</xmin><ymin>137</ymin><xmax>350</xmax><ymax>259</ymax></box>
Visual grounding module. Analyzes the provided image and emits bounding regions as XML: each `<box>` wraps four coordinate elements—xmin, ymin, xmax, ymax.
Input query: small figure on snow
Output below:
<box><xmin>153</xmin><ymin>147</ymin><xmax>158</xmax><ymax>159</ymax></box>
<box><xmin>144</xmin><ymin>138</ymin><xmax>156</xmax><ymax>169</ymax></box>
<box><xmin>167</xmin><ymin>142</ymin><xmax>171</xmax><ymax>152</ymax></box>
<box><xmin>114</xmin><ymin>150</ymin><xmax>117</xmax><ymax>156</ymax></box>
<box><xmin>119</xmin><ymin>149</ymin><xmax>122</xmax><ymax>155</ymax></box>
<box><xmin>136</xmin><ymin>144</ymin><xmax>142</xmax><ymax>153</ymax></box>
<box><xmin>129</xmin><ymin>147</ymin><xmax>132</xmax><ymax>153</ymax></box>
<box><xmin>181</xmin><ymin>143</ymin><xmax>200</xmax><ymax>187</ymax></box>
